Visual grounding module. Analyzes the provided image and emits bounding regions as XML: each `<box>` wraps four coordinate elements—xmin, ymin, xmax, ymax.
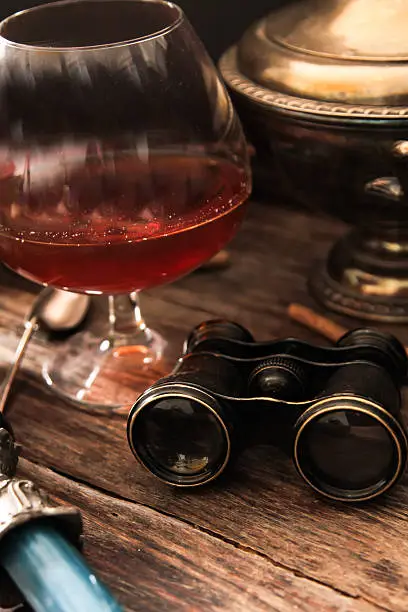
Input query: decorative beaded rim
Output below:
<box><xmin>309</xmin><ymin>264</ymin><xmax>408</xmax><ymax>323</ymax></box>
<box><xmin>219</xmin><ymin>47</ymin><xmax>408</xmax><ymax>122</ymax></box>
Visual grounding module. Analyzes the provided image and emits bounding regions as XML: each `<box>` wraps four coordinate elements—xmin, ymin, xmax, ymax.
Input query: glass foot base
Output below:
<box><xmin>41</xmin><ymin>328</ymin><xmax>168</xmax><ymax>415</ymax></box>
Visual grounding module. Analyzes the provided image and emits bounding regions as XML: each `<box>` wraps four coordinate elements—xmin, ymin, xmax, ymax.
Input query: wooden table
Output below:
<box><xmin>1</xmin><ymin>200</ymin><xmax>408</xmax><ymax>612</ymax></box>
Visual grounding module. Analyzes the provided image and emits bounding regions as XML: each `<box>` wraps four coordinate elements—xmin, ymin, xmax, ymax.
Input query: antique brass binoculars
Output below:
<box><xmin>127</xmin><ymin>320</ymin><xmax>408</xmax><ymax>502</ymax></box>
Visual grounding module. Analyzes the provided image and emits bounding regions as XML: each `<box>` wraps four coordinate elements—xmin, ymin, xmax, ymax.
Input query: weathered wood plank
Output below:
<box><xmin>16</xmin><ymin>458</ymin><xmax>380</xmax><ymax>612</ymax></box>
<box><xmin>9</xmin><ymin>384</ymin><xmax>408</xmax><ymax>612</ymax></box>
<box><xmin>1</xmin><ymin>202</ymin><xmax>408</xmax><ymax>611</ymax></box>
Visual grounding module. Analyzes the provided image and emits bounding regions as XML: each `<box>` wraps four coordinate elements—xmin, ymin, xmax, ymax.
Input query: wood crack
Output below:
<box><xmin>22</xmin><ymin>457</ymin><xmax>390</xmax><ymax>612</ymax></box>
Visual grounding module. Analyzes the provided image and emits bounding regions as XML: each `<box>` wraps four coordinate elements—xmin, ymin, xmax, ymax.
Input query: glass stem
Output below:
<box><xmin>108</xmin><ymin>295</ymin><xmax>116</xmax><ymax>338</ymax></box>
<box><xmin>107</xmin><ymin>293</ymin><xmax>148</xmax><ymax>340</ymax></box>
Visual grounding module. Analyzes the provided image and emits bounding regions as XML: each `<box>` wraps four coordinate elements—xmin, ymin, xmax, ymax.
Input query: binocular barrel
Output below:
<box><xmin>293</xmin><ymin>361</ymin><xmax>407</xmax><ymax>501</ymax></box>
<box><xmin>127</xmin><ymin>320</ymin><xmax>408</xmax><ymax>502</ymax></box>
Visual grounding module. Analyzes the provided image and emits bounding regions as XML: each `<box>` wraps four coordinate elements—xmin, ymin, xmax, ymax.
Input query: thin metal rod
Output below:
<box><xmin>0</xmin><ymin>316</ymin><xmax>38</xmax><ymax>415</ymax></box>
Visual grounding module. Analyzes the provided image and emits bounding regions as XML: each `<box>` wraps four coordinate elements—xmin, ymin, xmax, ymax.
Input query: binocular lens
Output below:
<box><xmin>295</xmin><ymin>405</ymin><xmax>401</xmax><ymax>501</ymax></box>
<box><xmin>129</xmin><ymin>394</ymin><xmax>230</xmax><ymax>486</ymax></box>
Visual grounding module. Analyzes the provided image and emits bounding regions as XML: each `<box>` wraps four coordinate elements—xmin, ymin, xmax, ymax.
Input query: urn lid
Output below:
<box><xmin>220</xmin><ymin>0</ymin><xmax>408</xmax><ymax>119</ymax></box>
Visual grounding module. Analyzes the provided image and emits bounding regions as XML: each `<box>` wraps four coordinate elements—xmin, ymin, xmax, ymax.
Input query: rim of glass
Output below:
<box><xmin>0</xmin><ymin>0</ymin><xmax>184</xmax><ymax>52</ymax></box>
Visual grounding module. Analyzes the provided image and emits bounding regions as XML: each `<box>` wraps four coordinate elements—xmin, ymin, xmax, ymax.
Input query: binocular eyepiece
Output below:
<box><xmin>127</xmin><ymin>320</ymin><xmax>408</xmax><ymax>502</ymax></box>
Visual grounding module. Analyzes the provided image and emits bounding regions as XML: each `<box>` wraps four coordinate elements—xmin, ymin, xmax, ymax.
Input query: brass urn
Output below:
<box><xmin>220</xmin><ymin>0</ymin><xmax>408</xmax><ymax>322</ymax></box>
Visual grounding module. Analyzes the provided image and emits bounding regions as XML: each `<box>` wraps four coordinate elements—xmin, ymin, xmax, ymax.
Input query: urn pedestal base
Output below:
<box><xmin>310</xmin><ymin>225</ymin><xmax>408</xmax><ymax>323</ymax></box>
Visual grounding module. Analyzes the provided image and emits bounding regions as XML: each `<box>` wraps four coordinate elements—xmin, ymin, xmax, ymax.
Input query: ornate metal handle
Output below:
<box><xmin>363</xmin><ymin>140</ymin><xmax>408</xmax><ymax>204</ymax></box>
<box><xmin>0</xmin><ymin>428</ymin><xmax>82</xmax><ymax>608</ymax></box>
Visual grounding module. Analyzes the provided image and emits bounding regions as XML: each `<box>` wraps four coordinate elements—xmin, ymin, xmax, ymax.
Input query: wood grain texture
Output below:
<box><xmin>1</xmin><ymin>202</ymin><xmax>408</xmax><ymax>611</ymax></box>
<box><xmin>15</xmin><ymin>458</ymin><xmax>379</xmax><ymax>612</ymax></box>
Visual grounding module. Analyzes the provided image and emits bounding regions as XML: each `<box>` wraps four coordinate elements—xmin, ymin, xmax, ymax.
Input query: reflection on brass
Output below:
<box><xmin>230</xmin><ymin>0</ymin><xmax>408</xmax><ymax>108</ymax></box>
<box><xmin>220</xmin><ymin>0</ymin><xmax>408</xmax><ymax>321</ymax></box>
<box><xmin>342</xmin><ymin>270</ymin><xmax>408</xmax><ymax>298</ymax></box>
<box><xmin>393</xmin><ymin>140</ymin><xmax>408</xmax><ymax>157</ymax></box>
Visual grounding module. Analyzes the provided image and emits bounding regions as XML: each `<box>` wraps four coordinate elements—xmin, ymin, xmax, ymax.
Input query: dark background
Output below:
<box><xmin>0</xmin><ymin>0</ymin><xmax>286</xmax><ymax>59</ymax></box>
